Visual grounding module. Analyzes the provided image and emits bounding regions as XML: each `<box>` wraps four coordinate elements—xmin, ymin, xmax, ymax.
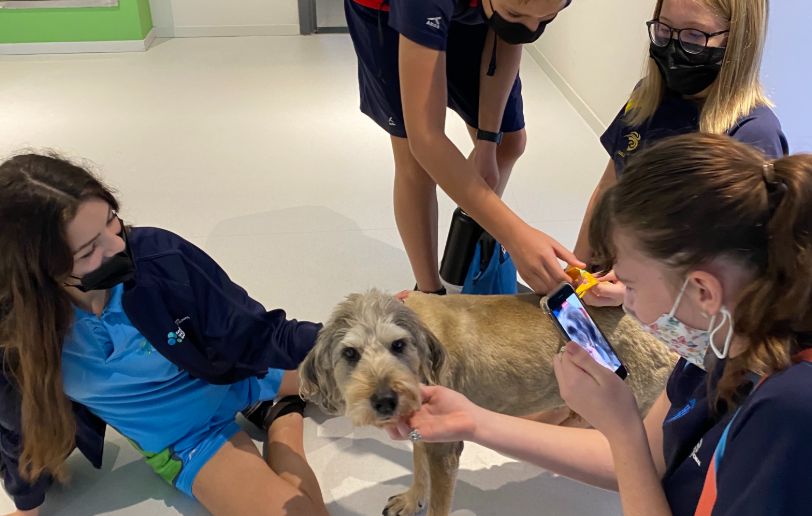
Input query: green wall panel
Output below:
<box><xmin>0</xmin><ymin>0</ymin><xmax>153</xmax><ymax>44</ymax></box>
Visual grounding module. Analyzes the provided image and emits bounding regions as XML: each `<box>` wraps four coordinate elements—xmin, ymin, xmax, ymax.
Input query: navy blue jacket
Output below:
<box><xmin>0</xmin><ymin>227</ymin><xmax>321</xmax><ymax>510</ymax></box>
<box><xmin>662</xmin><ymin>358</ymin><xmax>812</xmax><ymax>515</ymax></box>
<box><xmin>601</xmin><ymin>92</ymin><xmax>788</xmax><ymax>175</ymax></box>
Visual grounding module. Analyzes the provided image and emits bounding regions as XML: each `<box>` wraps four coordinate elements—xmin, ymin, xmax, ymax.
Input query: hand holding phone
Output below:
<box><xmin>544</xmin><ymin>282</ymin><xmax>628</xmax><ymax>379</ymax></box>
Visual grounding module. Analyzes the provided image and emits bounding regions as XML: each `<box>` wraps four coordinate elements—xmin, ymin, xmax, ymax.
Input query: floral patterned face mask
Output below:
<box><xmin>623</xmin><ymin>278</ymin><xmax>733</xmax><ymax>370</ymax></box>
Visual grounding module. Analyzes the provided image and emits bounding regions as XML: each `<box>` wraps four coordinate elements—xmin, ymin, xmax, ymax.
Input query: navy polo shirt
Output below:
<box><xmin>601</xmin><ymin>92</ymin><xmax>789</xmax><ymax>175</ymax></box>
<box><xmin>387</xmin><ymin>0</ymin><xmax>485</xmax><ymax>52</ymax></box>
<box><xmin>661</xmin><ymin>358</ymin><xmax>812</xmax><ymax>515</ymax></box>
<box><xmin>386</xmin><ymin>0</ymin><xmax>571</xmax><ymax>51</ymax></box>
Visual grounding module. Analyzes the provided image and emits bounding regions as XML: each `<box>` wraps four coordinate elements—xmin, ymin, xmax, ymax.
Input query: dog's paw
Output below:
<box><xmin>383</xmin><ymin>492</ymin><xmax>426</xmax><ymax>516</ymax></box>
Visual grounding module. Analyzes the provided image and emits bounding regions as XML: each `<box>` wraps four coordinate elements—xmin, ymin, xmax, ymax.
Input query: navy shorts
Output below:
<box><xmin>345</xmin><ymin>0</ymin><xmax>525</xmax><ymax>138</ymax></box>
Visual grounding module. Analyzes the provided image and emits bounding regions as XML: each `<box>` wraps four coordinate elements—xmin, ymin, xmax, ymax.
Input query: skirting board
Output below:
<box><xmin>0</xmin><ymin>28</ymin><xmax>155</xmax><ymax>55</ymax></box>
<box><xmin>525</xmin><ymin>44</ymin><xmax>606</xmax><ymax>137</ymax></box>
<box><xmin>154</xmin><ymin>25</ymin><xmax>300</xmax><ymax>38</ymax></box>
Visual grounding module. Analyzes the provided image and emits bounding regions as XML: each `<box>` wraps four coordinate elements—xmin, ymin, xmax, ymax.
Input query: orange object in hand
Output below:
<box><xmin>565</xmin><ymin>266</ymin><xmax>600</xmax><ymax>298</ymax></box>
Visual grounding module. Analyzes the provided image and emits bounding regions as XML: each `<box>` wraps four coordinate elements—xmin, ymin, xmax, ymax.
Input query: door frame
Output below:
<box><xmin>298</xmin><ymin>0</ymin><xmax>348</xmax><ymax>34</ymax></box>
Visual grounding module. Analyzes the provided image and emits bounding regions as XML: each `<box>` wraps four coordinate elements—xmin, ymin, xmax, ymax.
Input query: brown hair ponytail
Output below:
<box><xmin>717</xmin><ymin>154</ymin><xmax>812</xmax><ymax>400</ymax></box>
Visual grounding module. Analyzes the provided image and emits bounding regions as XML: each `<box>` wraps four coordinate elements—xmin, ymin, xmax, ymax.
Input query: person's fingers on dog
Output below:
<box><xmin>419</xmin><ymin>385</ymin><xmax>469</xmax><ymax>410</ymax></box>
<box><xmin>394</xmin><ymin>290</ymin><xmax>411</xmax><ymax>302</ymax></box>
<box><xmin>384</xmin><ymin>422</ymin><xmax>408</xmax><ymax>440</ymax></box>
<box><xmin>391</xmin><ymin>419</ymin><xmax>414</xmax><ymax>440</ymax></box>
<box><xmin>405</xmin><ymin>411</ymin><xmax>437</xmax><ymax>440</ymax></box>
<box><xmin>407</xmin><ymin>409</ymin><xmax>471</xmax><ymax>443</ymax></box>
<box><xmin>419</xmin><ymin>384</ymin><xmax>436</xmax><ymax>398</ymax></box>
<box><xmin>406</xmin><ymin>386</ymin><xmax>480</xmax><ymax>441</ymax></box>
<box><xmin>420</xmin><ymin>387</ymin><xmax>453</xmax><ymax>416</ymax></box>
<box><xmin>419</xmin><ymin>384</ymin><xmax>442</xmax><ymax>404</ymax></box>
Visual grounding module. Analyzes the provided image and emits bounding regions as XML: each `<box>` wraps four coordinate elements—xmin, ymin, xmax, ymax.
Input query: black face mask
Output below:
<box><xmin>67</xmin><ymin>224</ymin><xmax>135</xmax><ymax>292</ymax></box>
<box><xmin>485</xmin><ymin>0</ymin><xmax>555</xmax><ymax>45</ymax></box>
<box><xmin>649</xmin><ymin>39</ymin><xmax>726</xmax><ymax>96</ymax></box>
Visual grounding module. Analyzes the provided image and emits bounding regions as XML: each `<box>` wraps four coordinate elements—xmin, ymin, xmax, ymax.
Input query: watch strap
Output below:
<box><xmin>476</xmin><ymin>129</ymin><xmax>503</xmax><ymax>144</ymax></box>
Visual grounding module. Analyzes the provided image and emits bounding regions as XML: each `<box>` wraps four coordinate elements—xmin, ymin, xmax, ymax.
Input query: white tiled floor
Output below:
<box><xmin>0</xmin><ymin>35</ymin><xmax>618</xmax><ymax>515</ymax></box>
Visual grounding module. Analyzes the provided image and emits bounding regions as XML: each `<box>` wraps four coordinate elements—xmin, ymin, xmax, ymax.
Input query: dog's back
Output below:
<box><xmin>404</xmin><ymin>293</ymin><xmax>676</xmax><ymax>417</ymax></box>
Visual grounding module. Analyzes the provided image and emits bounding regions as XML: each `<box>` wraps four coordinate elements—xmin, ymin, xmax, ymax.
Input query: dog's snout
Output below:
<box><xmin>370</xmin><ymin>390</ymin><xmax>399</xmax><ymax>417</ymax></box>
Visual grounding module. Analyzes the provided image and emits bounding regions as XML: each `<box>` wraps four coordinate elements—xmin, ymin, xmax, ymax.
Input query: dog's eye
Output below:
<box><xmin>342</xmin><ymin>347</ymin><xmax>360</xmax><ymax>362</ymax></box>
<box><xmin>390</xmin><ymin>339</ymin><xmax>407</xmax><ymax>354</ymax></box>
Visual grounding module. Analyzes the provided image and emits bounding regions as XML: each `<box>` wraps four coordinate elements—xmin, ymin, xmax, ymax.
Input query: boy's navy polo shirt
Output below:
<box><xmin>383</xmin><ymin>0</ymin><xmax>571</xmax><ymax>51</ymax></box>
<box><xmin>345</xmin><ymin>0</ymin><xmax>570</xmax><ymax>137</ymax></box>
<box><xmin>601</xmin><ymin>92</ymin><xmax>789</xmax><ymax>175</ymax></box>
<box><xmin>661</xmin><ymin>358</ymin><xmax>812</xmax><ymax>515</ymax></box>
<box><xmin>346</xmin><ymin>0</ymin><xmax>526</xmax><ymax>137</ymax></box>
<box><xmin>387</xmin><ymin>0</ymin><xmax>485</xmax><ymax>51</ymax></box>
<box><xmin>351</xmin><ymin>0</ymin><xmax>486</xmax><ymax>50</ymax></box>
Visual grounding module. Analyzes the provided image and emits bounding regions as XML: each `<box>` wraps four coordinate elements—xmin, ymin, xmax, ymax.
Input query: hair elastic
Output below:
<box><xmin>762</xmin><ymin>161</ymin><xmax>787</xmax><ymax>218</ymax></box>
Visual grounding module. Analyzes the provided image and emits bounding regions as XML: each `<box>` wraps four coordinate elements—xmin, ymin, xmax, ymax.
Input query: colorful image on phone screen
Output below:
<box><xmin>551</xmin><ymin>292</ymin><xmax>624</xmax><ymax>372</ymax></box>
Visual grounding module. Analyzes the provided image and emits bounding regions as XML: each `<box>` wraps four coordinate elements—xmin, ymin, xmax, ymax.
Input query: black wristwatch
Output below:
<box><xmin>476</xmin><ymin>128</ymin><xmax>503</xmax><ymax>144</ymax></box>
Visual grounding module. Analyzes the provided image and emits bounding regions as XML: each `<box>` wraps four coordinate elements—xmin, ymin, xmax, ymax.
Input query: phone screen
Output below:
<box><xmin>550</xmin><ymin>290</ymin><xmax>625</xmax><ymax>374</ymax></box>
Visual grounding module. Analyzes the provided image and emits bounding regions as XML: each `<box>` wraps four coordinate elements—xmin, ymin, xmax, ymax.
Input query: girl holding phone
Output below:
<box><xmin>388</xmin><ymin>133</ymin><xmax>812</xmax><ymax>516</ymax></box>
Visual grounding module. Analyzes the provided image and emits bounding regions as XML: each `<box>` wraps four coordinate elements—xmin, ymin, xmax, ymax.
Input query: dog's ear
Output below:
<box><xmin>298</xmin><ymin>346</ymin><xmax>322</xmax><ymax>403</ymax></box>
<box><xmin>419</xmin><ymin>326</ymin><xmax>448</xmax><ymax>385</ymax></box>
<box><xmin>298</xmin><ymin>327</ymin><xmax>345</xmax><ymax>415</ymax></box>
<box><xmin>394</xmin><ymin>303</ymin><xmax>448</xmax><ymax>385</ymax></box>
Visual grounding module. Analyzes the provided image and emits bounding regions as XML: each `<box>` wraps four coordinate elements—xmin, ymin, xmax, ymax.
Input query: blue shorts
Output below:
<box><xmin>130</xmin><ymin>368</ymin><xmax>285</xmax><ymax>499</ymax></box>
<box><xmin>345</xmin><ymin>0</ymin><xmax>525</xmax><ymax>138</ymax></box>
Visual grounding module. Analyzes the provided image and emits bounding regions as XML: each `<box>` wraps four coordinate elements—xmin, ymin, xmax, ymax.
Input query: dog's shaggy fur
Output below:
<box><xmin>300</xmin><ymin>290</ymin><xmax>676</xmax><ymax>516</ymax></box>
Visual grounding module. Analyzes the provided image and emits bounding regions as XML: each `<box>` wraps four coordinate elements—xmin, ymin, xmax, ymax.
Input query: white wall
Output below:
<box><xmin>761</xmin><ymin>1</ymin><xmax>812</xmax><ymax>152</ymax></box>
<box><xmin>149</xmin><ymin>0</ymin><xmax>299</xmax><ymax>37</ymax></box>
<box><xmin>527</xmin><ymin>0</ymin><xmax>654</xmax><ymax>133</ymax></box>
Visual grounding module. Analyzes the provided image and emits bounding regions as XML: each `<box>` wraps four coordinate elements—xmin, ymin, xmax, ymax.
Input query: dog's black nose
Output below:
<box><xmin>370</xmin><ymin>391</ymin><xmax>399</xmax><ymax>417</ymax></box>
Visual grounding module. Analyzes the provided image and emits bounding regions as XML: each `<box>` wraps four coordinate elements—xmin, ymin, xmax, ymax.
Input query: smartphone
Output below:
<box><xmin>544</xmin><ymin>282</ymin><xmax>628</xmax><ymax>379</ymax></box>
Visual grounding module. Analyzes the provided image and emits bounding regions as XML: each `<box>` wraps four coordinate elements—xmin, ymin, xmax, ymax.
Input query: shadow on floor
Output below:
<box><xmin>324</xmin><ymin>445</ymin><xmax>622</xmax><ymax>516</ymax></box>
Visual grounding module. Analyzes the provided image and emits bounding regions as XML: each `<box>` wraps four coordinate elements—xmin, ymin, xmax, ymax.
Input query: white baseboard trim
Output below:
<box><xmin>154</xmin><ymin>24</ymin><xmax>300</xmax><ymax>38</ymax></box>
<box><xmin>525</xmin><ymin>45</ymin><xmax>606</xmax><ymax>136</ymax></box>
<box><xmin>0</xmin><ymin>27</ymin><xmax>155</xmax><ymax>55</ymax></box>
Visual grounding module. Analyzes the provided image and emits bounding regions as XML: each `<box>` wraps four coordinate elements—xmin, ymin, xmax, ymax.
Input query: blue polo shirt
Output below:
<box><xmin>601</xmin><ymin>92</ymin><xmax>789</xmax><ymax>175</ymax></box>
<box><xmin>661</xmin><ymin>358</ymin><xmax>812</xmax><ymax>515</ymax></box>
<box><xmin>61</xmin><ymin>284</ymin><xmax>282</xmax><ymax>454</ymax></box>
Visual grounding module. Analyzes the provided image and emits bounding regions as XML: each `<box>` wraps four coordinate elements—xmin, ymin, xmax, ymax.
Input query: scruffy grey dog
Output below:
<box><xmin>299</xmin><ymin>290</ymin><xmax>675</xmax><ymax>516</ymax></box>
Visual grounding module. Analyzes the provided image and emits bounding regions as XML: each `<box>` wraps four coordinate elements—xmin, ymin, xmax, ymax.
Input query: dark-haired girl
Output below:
<box><xmin>0</xmin><ymin>154</ymin><xmax>327</xmax><ymax>515</ymax></box>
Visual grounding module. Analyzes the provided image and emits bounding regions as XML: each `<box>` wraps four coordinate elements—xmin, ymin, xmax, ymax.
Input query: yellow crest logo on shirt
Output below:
<box><xmin>625</xmin><ymin>131</ymin><xmax>641</xmax><ymax>152</ymax></box>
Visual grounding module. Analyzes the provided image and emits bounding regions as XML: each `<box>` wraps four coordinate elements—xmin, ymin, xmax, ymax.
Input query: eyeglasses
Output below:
<box><xmin>646</xmin><ymin>19</ymin><xmax>729</xmax><ymax>55</ymax></box>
